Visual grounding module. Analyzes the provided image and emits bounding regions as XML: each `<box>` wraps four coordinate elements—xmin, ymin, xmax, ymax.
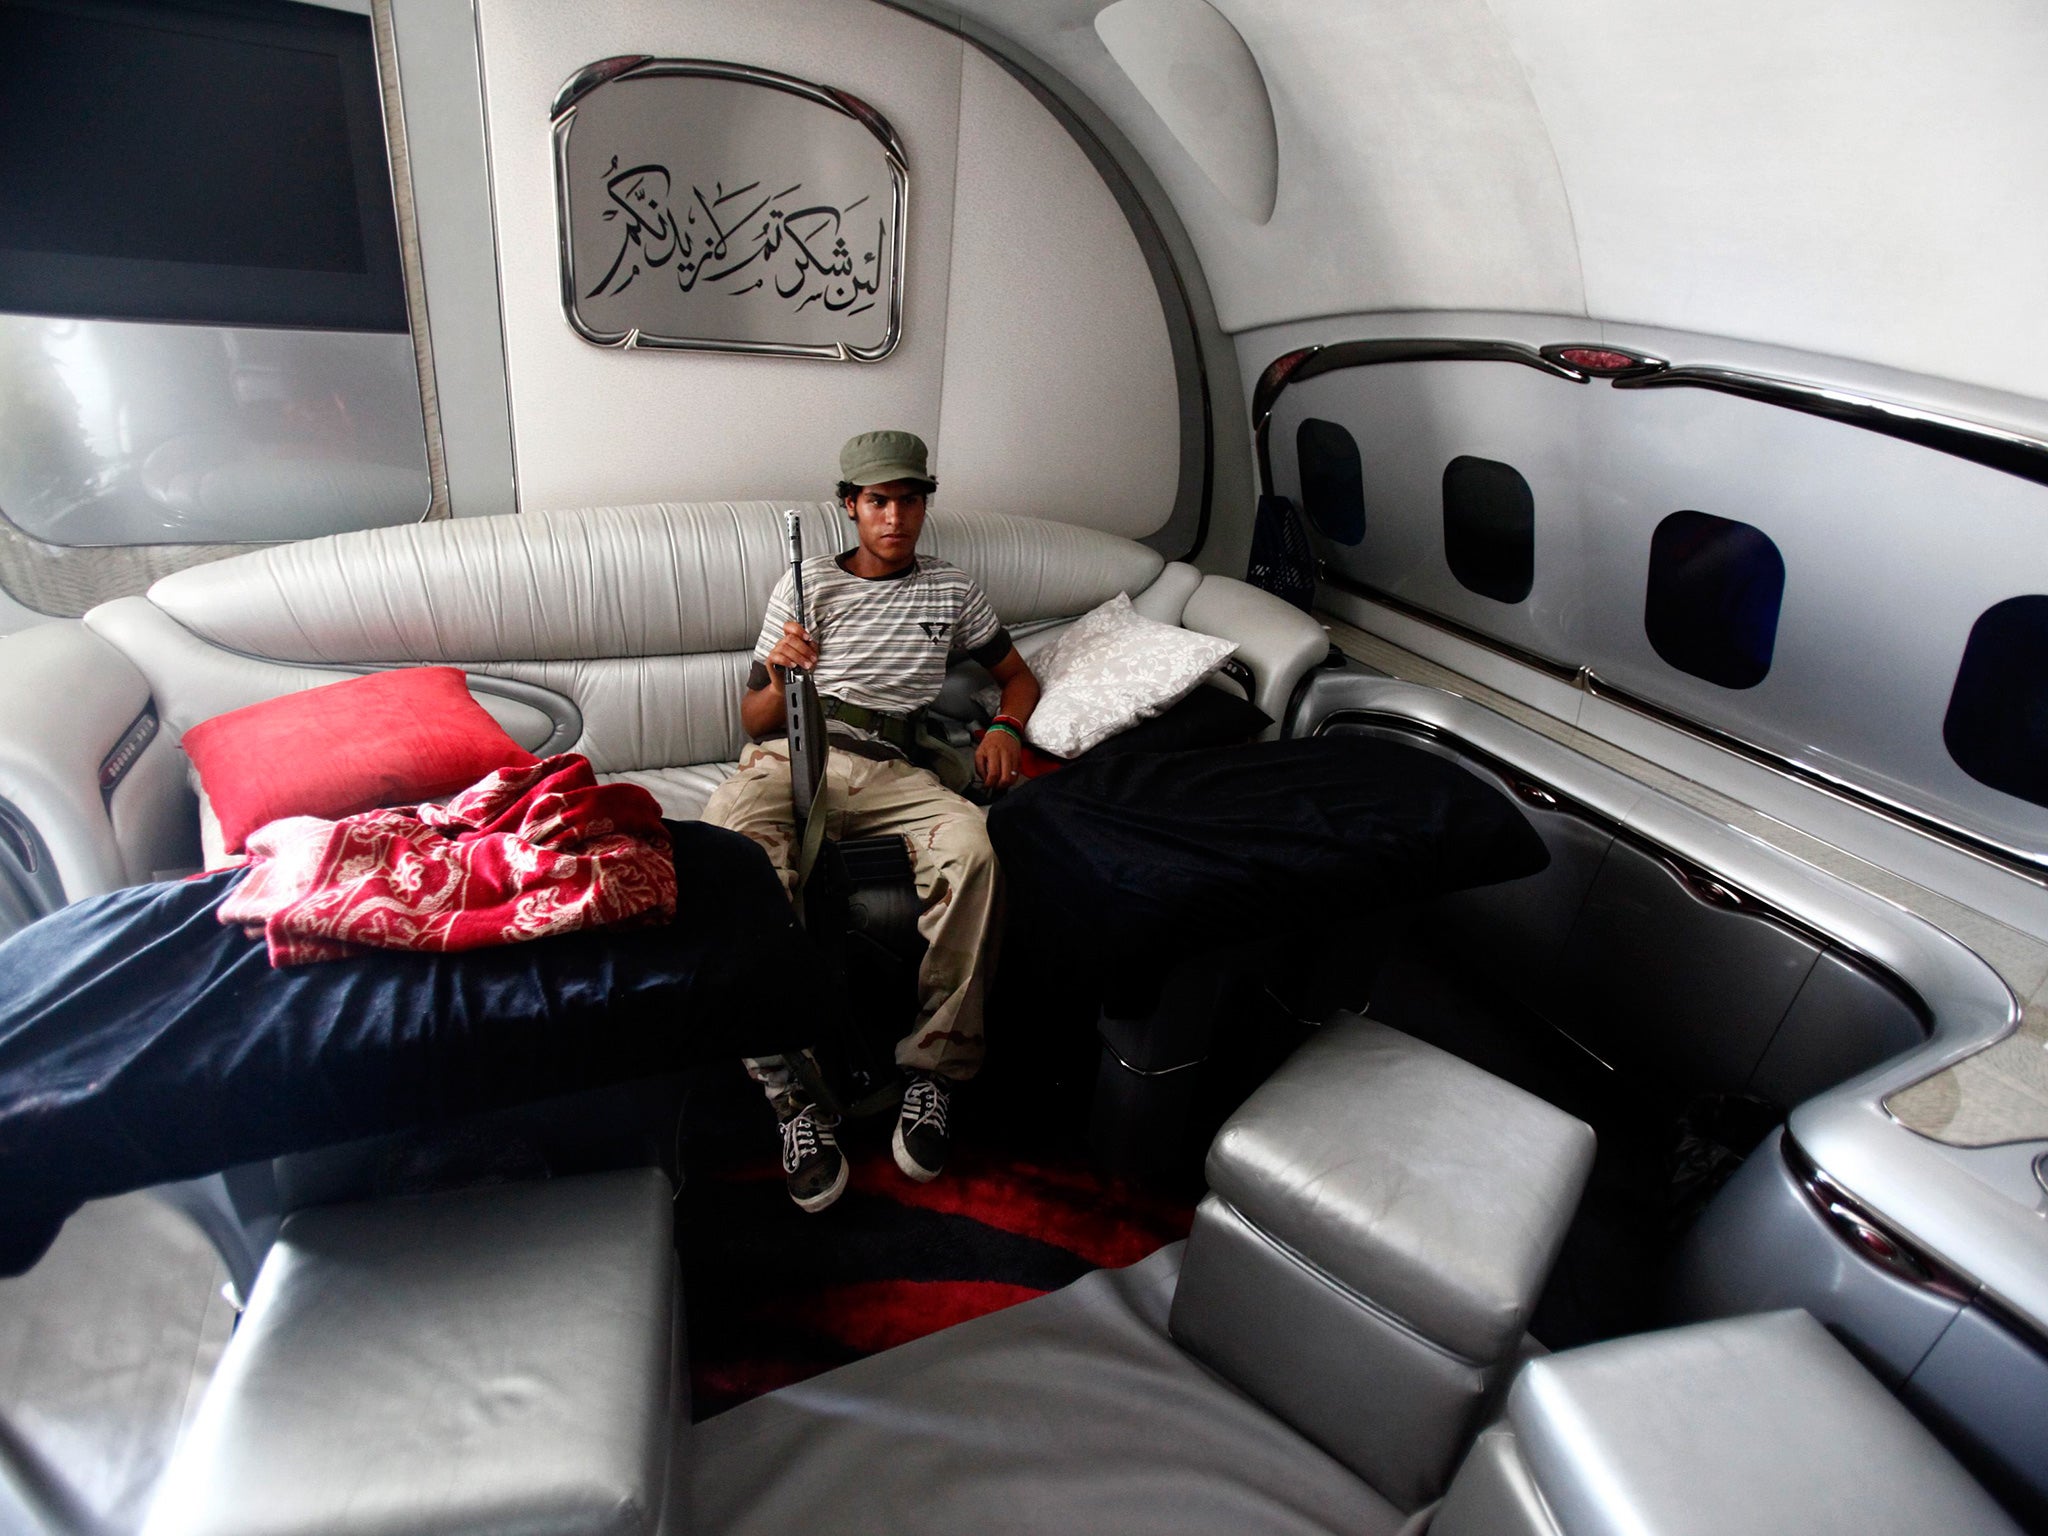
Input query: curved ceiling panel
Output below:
<box><xmin>1094</xmin><ymin>0</ymin><xmax>1278</xmax><ymax>224</ymax></box>
<box><xmin>1488</xmin><ymin>0</ymin><xmax>2048</xmax><ymax>401</ymax></box>
<box><xmin>944</xmin><ymin>0</ymin><xmax>2048</xmax><ymax>401</ymax></box>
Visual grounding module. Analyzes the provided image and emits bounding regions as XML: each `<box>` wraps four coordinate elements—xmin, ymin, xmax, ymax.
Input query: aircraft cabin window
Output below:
<box><xmin>1643</xmin><ymin>510</ymin><xmax>1785</xmax><ymax>690</ymax></box>
<box><xmin>1295</xmin><ymin>418</ymin><xmax>1366</xmax><ymax>546</ymax></box>
<box><xmin>1943</xmin><ymin>594</ymin><xmax>2048</xmax><ymax>810</ymax></box>
<box><xmin>1441</xmin><ymin>455</ymin><xmax>1534</xmax><ymax>604</ymax></box>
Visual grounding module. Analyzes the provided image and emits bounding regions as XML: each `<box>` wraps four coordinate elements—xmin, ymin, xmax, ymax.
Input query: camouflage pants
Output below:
<box><xmin>702</xmin><ymin>741</ymin><xmax>1002</xmax><ymax>1101</ymax></box>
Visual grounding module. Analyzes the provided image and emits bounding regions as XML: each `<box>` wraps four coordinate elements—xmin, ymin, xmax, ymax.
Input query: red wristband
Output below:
<box><xmin>992</xmin><ymin>713</ymin><xmax>1027</xmax><ymax>732</ymax></box>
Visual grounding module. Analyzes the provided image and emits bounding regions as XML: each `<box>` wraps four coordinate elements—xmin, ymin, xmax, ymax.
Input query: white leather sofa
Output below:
<box><xmin>0</xmin><ymin>501</ymin><xmax>1329</xmax><ymax>915</ymax></box>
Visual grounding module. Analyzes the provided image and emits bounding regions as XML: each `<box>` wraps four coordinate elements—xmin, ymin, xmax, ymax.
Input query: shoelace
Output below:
<box><xmin>782</xmin><ymin>1108</ymin><xmax>830</xmax><ymax>1172</ymax></box>
<box><xmin>903</xmin><ymin>1077</ymin><xmax>949</xmax><ymax>1135</ymax></box>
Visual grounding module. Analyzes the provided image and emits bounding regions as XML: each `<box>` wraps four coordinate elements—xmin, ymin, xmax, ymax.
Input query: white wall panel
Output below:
<box><xmin>937</xmin><ymin>49</ymin><xmax>1178</xmax><ymax>537</ymax></box>
<box><xmin>476</xmin><ymin>0</ymin><xmax>962</xmax><ymax>510</ymax></box>
<box><xmin>473</xmin><ymin>0</ymin><xmax>1181</xmax><ymax>536</ymax></box>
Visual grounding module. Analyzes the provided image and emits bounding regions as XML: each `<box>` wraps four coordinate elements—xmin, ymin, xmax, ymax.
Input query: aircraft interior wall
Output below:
<box><xmin>1234</xmin><ymin>307</ymin><xmax>2048</xmax><ymax>904</ymax></box>
<box><xmin>464</xmin><ymin>0</ymin><xmax>1184</xmax><ymax>542</ymax></box>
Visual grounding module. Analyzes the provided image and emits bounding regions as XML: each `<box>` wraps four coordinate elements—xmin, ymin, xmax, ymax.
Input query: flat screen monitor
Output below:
<box><xmin>0</xmin><ymin>0</ymin><xmax>406</xmax><ymax>331</ymax></box>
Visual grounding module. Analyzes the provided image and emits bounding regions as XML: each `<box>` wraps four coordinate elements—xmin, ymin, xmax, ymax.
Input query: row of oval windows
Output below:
<box><xmin>1295</xmin><ymin>417</ymin><xmax>2048</xmax><ymax>815</ymax></box>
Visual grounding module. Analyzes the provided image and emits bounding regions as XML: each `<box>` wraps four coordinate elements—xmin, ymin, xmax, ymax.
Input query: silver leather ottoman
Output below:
<box><xmin>1434</xmin><ymin>1309</ymin><xmax>2022</xmax><ymax>1536</ymax></box>
<box><xmin>1168</xmin><ymin>1014</ymin><xmax>1595</xmax><ymax>1509</ymax></box>
<box><xmin>142</xmin><ymin>1168</ymin><xmax>681</xmax><ymax>1536</ymax></box>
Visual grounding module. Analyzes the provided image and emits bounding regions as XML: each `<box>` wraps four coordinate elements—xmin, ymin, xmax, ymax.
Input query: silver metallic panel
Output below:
<box><xmin>551</xmin><ymin>58</ymin><xmax>907</xmax><ymax>362</ymax></box>
<box><xmin>1904</xmin><ymin>1303</ymin><xmax>2048</xmax><ymax>1526</ymax></box>
<box><xmin>1293</xmin><ymin>675</ymin><xmax>2048</xmax><ymax>1336</ymax></box>
<box><xmin>1617</xmin><ymin>364</ymin><xmax>2048</xmax><ymax>488</ymax></box>
<box><xmin>1266</xmin><ymin>349</ymin><xmax>2048</xmax><ymax>868</ymax></box>
<box><xmin>1753</xmin><ymin>949</ymin><xmax>1930</xmax><ymax>1108</ymax></box>
<box><xmin>381</xmin><ymin>0</ymin><xmax>516</xmax><ymax>519</ymax></box>
<box><xmin>0</xmin><ymin>316</ymin><xmax>430</xmax><ymax>547</ymax></box>
<box><xmin>1551</xmin><ymin>838</ymin><xmax>1823</xmax><ymax>1093</ymax></box>
<box><xmin>1671</xmin><ymin>1130</ymin><xmax>1963</xmax><ymax>1387</ymax></box>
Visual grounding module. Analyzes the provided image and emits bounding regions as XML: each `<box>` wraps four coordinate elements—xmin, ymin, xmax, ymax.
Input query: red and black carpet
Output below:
<box><xmin>681</xmin><ymin>1133</ymin><xmax>1194</xmax><ymax>1419</ymax></box>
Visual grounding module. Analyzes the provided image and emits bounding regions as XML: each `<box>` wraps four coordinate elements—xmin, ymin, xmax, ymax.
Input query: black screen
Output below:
<box><xmin>0</xmin><ymin>0</ymin><xmax>405</xmax><ymax>330</ymax></box>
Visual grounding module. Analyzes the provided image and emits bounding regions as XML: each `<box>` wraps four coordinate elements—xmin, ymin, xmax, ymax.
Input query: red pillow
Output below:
<box><xmin>182</xmin><ymin>667</ymin><xmax>539</xmax><ymax>853</ymax></box>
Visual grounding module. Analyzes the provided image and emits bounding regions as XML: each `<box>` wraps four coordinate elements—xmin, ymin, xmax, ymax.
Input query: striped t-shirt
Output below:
<box><xmin>750</xmin><ymin>553</ymin><xmax>1009</xmax><ymax>748</ymax></box>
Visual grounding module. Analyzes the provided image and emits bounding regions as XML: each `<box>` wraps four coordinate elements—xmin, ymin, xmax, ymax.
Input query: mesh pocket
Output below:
<box><xmin>1247</xmin><ymin>494</ymin><xmax>1316</xmax><ymax>611</ymax></box>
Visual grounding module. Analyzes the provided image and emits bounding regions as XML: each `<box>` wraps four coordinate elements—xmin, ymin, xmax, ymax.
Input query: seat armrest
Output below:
<box><xmin>1180</xmin><ymin>575</ymin><xmax>1326</xmax><ymax>734</ymax></box>
<box><xmin>1129</xmin><ymin>560</ymin><xmax>1204</xmax><ymax>625</ymax></box>
<box><xmin>1170</xmin><ymin>1017</ymin><xmax>1594</xmax><ymax>1508</ymax></box>
<box><xmin>0</xmin><ymin>621</ymin><xmax>165</xmax><ymax>902</ymax></box>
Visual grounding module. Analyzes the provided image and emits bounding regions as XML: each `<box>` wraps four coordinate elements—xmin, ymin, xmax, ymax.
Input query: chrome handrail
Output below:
<box><xmin>1254</xmin><ymin>336</ymin><xmax>2048</xmax><ymax>488</ymax></box>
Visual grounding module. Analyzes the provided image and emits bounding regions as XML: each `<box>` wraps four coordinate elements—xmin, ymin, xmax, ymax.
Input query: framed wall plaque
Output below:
<box><xmin>551</xmin><ymin>57</ymin><xmax>907</xmax><ymax>361</ymax></box>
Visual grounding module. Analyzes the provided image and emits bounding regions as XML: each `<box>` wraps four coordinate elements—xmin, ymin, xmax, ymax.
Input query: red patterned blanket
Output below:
<box><xmin>219</xmin><ymin>754</ymin><xmax>676</xmax><ymax>966</ymax></box>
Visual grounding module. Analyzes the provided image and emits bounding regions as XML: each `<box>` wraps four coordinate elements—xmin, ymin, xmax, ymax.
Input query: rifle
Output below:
<box><xmin>783</xmin><ymin>511</ymin><xmax>831</xmax><ymax>892</ymax></box>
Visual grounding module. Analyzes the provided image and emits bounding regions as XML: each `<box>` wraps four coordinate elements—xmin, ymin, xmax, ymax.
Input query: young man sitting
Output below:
<box><xmin>702</xmin><ymin>430</ymin><xmax>1040</xmax><ymax>1212</ymax></box>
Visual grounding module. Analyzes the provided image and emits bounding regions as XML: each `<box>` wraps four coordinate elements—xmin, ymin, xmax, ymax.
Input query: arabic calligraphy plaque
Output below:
<box><xmin>553</xmin><ymin>58</ymin><xmax>906</xmax><ymax>361</ymax></box>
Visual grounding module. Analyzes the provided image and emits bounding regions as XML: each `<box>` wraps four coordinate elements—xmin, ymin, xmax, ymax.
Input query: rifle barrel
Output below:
<box><xmin>784</xmin><ymin>511</ymin><xmax>809</xmax><ymax>637</ymax></box>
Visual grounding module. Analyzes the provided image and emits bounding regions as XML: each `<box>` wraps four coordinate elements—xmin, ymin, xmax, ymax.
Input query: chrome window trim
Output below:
<box><xmin>1251</xmin><ymin>337</ymin><xmax>1588</xmax><ymax>430</ymax></box>
<box><xmin>1252</xmin><ymin>338</ymin><xmax>1585</xmax><ymax>486</ymax></box>
<box><xmin>549</xmin><ymin>57</ymin><xmax>909</xmax><ymax>364</ymax></box>
<box><xmin>1614</xmin><ymin>365</ymin><xmax>2048</xmax><ymax>488</ymax></box>
<box><xmin>1255</xmin><ymin>337</ymin><xmax>2048</xmax><ymax>489</ymax></box>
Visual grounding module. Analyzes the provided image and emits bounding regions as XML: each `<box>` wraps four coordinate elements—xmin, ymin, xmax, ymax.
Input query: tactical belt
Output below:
<box><xmin>819</xmin><ymin>696</ymin><xmax>925</xmax><ymax>754</ymax></box>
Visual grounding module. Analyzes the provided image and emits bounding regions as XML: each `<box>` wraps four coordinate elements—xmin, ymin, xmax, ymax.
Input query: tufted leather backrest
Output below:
<box><xmin>88</xmin><ymin>502</ymin><xmax>1173</xmax><ymax>781</ymax></box>
<box><xmin>143</xmin><ymin>502</ymin><xmax>1165</xmax><ymax>665</ymax></box>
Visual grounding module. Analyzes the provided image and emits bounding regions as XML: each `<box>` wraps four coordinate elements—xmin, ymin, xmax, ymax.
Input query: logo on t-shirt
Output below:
<box><xmin>918</xmin><ymin>620</ymin><xmax>952</xmax><ymax>645</ymax></box>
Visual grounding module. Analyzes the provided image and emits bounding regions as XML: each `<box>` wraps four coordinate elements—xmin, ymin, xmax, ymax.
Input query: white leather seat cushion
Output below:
<box><xmin>690</xmin><ymin>1245</ymin><xmax>1402</xmax><ymax>1536</ymax></box>
<box><xmin>604</xmin><ymin>764</ymin><xmax>738</xmax><ymax>821</ymax></box>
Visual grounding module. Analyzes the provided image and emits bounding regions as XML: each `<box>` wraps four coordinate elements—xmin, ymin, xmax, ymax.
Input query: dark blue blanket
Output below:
<box><xmin>989</xmin><ymin>736</ymin><xmax>1551</xmax><ymax>990</ymax></box>
<box><xmin>0</xmin><ymin>820</ymin><xmax>819</xmax><ymax>1274</ymax></box>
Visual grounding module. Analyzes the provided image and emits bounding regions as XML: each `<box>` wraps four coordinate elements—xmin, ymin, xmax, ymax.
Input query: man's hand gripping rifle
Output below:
<box><xmin>783</xmin><ymin>511</ymin><xmax>831</xmax><ymax>900</ymax></box>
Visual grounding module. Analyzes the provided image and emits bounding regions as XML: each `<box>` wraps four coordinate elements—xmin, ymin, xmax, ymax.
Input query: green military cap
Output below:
<box><xmin>839</xmin><ymin>429</ymin><xmax>935</xmax><ymax>489</ymax></box>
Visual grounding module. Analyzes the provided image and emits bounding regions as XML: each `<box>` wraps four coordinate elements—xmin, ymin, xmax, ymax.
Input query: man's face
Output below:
<box><xmin>847</xmin><ymin>480</ymin><xmax>927</xmax><ymax>564</ymax></box>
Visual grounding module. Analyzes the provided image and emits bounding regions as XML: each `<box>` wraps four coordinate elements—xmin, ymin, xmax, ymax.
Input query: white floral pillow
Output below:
<box><xmin>1025</xmin><ymin>593</ymin><xmax>1238</xmax><ymax>758</ymax></box>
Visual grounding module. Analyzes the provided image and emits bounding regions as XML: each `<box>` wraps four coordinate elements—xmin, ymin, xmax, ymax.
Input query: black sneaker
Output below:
<box><xmin>779</xmin><ymin>1103</ymin><xmax>848</xmax><ymax>1213</ymax></box>
<box><xmin>892</xmin><ymin>1074</ymin><xmax>952</xmax><ymax>1183</ymax></box>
